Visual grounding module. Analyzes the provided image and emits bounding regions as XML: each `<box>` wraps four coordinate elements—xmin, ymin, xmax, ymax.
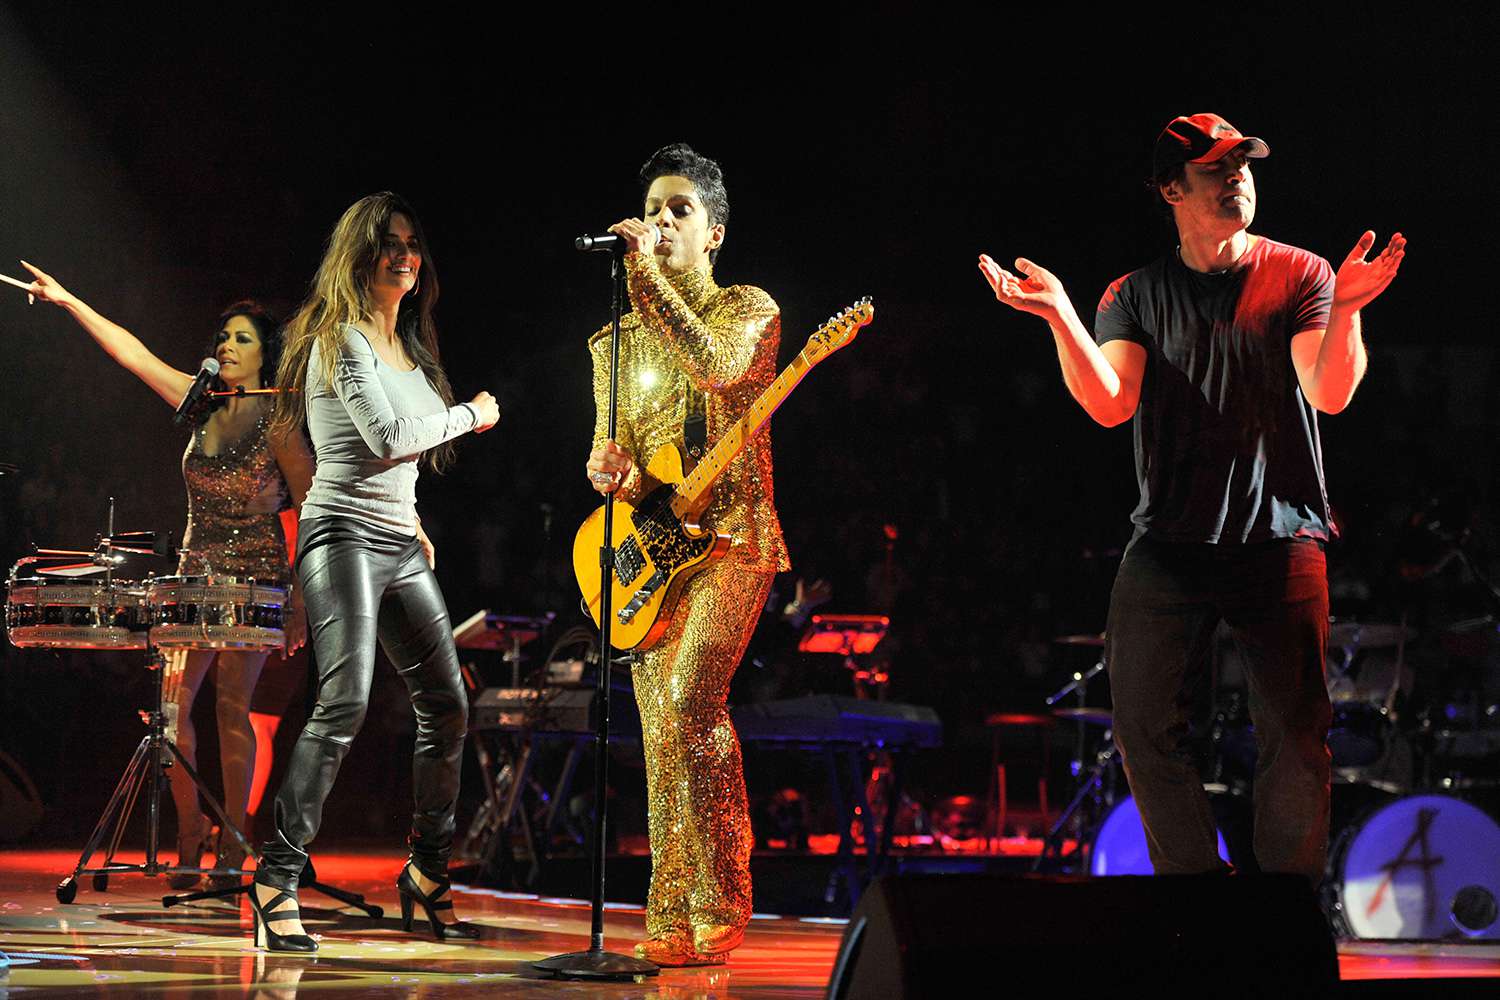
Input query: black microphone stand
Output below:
<box><xmin>533</xmin><ymin>243</ymin><xmax>658</xmax><ymax>980</ymax></box>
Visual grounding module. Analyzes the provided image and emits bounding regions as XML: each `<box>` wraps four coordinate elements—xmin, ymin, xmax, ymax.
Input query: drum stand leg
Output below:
<box><xmin>56</xmin><ymin>644</ymin><xmax>246</xmax><ymax>901</ymax></box>
<box><xmin>161</xmin><ymin>855</ymin><xmax>383</xmax><ymax>918</ymax></box>
<box><xmin>56</xmin><ymin>735</ymin><xmax>153</xmax><ymax>901</ymax></box>
<box><xmin>161</xmin><ymin>648</ymin><xmax>382</xmax><ymax>918</ymax></box>
<box><xmin>1031</xmin><ymin>741</ymin><xmax>1117</xmax><ymax>873</ymax></box>
<box><xmin>55</xmin><ymin>642</ymin><xmax>281</xmax><ymax>908</ymax></box>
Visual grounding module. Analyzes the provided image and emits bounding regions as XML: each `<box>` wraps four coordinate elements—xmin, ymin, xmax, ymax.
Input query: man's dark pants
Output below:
<box><xmin>1106</xmin><ymin>534</ymin><xmax>1332</xmax><ymax>880</ymax></box>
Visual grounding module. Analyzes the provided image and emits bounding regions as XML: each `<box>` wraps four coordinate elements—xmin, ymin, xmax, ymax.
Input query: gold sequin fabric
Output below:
<box><xmin>588</xmin><ymin>254</ymin><xmax>789</xmax><ymax>940</ymax></box>
<box><xmin>589</xmin><ymin>254</ymin><xmax>789</xmax><ymax>574</ymax></box>
<box><xmin>178</xmin><ymin>408</ymin><xmax>291</xmax><ymax>584</ymax></box>
<box><xmin>634</xmin><ymin>562</ymin><xmax>772</xmax><ymax>937</ymax></box>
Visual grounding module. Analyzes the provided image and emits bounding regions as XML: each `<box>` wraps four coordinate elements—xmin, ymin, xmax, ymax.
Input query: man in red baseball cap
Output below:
<box><xmin>1153</xmin><ymin>112</ymin><xmax>1270</xmax><ymax>179</ymax></box>
<box><xmin>977</xmin><ymin>114</ymin><xmax>1405</xmax><ymax>880</ymax></box>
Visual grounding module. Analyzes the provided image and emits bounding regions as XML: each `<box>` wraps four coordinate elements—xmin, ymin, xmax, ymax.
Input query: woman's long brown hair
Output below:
<box><xmin>271</xmin><ymin>192</ymin><xmax>458</xmax><ymax>471</ymax></box>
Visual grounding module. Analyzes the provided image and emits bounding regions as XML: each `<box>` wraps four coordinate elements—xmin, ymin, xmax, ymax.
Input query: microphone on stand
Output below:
<box><xmin>172</xmin><ymin>358</ymin><xmax>221</xmax><ymax>425</ymax></box>
<box><xmin>575</xmin><ymin>225</ymin><xmax>660</xmax><ymax>253</ymax></box>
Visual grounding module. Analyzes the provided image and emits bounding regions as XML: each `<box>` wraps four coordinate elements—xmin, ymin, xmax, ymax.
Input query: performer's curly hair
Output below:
<box><xmin>271</xmin><ymin>192</ymin><xmax>457</xmax><ymax>471</ymax></box>
<box><xmin>639</xmin><ymin>143</ymin><xmax>729</xmax><ymax>264</ymax></box>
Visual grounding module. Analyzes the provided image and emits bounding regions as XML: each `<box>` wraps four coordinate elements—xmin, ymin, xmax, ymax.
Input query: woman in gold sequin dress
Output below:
<box><xmin>585</xmin><ymin>144</ymin><xmax>788</xmax><ymax>966</ymax></box>
<box><xmin>22</xmin><ymin>265</ymin><xmax>313</xmax><ymax>888</ymax></box>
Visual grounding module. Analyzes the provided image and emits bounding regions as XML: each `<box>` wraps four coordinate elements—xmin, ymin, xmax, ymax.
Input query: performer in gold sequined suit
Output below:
<box><xmin>585</xmin><ymin>144</ymin><xmax>788</xmax><ymax>967</ymax></box>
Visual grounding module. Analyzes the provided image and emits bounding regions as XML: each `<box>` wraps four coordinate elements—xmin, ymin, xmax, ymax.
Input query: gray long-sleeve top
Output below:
<box><xmin>300</xmin><ymin>326</ymin><xmax>476</xmax><ymax>533</ymax></box>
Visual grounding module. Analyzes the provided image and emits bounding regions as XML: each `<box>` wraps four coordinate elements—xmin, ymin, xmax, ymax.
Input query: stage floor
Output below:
<box><xmin>0</xmin><ymin>849</ymin><xmax>836</xmax><ymax>998</ymax></box>
<box><xmin>2</xmin><ymin>849</ymin><xmax>1498</xmax><ymax>997</ymax></box>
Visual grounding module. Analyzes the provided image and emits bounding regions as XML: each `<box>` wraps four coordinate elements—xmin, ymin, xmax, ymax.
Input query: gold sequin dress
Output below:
<box><xmin>179</xmin><ymin>407</ymin><xmax>291</xmax><ymax>585</ymax></box>
<box><xmin>589</xmin><ymin>252</ymin><xmax>789</xmax><ymax>943</ymax></box>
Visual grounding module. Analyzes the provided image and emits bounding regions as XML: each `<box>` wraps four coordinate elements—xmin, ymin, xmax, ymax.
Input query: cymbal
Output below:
<box><xmin>1053</xmin><ymin>706</ymin><xmax>1113</xmax><ymax>726</ymax></box>
<box><xmin>1327</xmin><ymin>620</ymin><xmax>1416</xmax><ymax>649</ymax></box>
<box><xmin>1053</xmin><ymin>632</ymin><xmax>1106</xmax><ymax>647</ymax></box>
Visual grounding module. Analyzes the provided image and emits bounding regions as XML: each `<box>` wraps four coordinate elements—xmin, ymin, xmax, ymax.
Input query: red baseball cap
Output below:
<box><xmin>1153</xmin><ymin>113</ymin><xmax>1269</xmax><ymax>180</ymax></box>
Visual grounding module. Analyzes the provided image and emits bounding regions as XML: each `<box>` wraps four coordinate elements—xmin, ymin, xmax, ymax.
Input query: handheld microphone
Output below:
<box><xmin>575</xmin><ymin>226</ymin><xmax>660</xmax><ymax>253</ymax></box>
<box><xmin>173</xmin><ymin>358</ymin><xmax>221</xmax><ymax>425</ymax></box>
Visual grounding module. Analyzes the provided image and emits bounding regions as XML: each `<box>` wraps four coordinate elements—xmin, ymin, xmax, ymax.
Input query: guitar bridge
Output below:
<box><xmin>615</xmin><ymin>537</ymin><xmax>646</xmax><ymax>587</ymax></box>
<box><xmin>618</xmin><ymin>569</ymin><xmax>666</xmax><ymax>624</ymax></box>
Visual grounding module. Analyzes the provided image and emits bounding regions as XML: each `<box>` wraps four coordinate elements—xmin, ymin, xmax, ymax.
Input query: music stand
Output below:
<box><xmin>799</xmin><ymin>614</ymin><xmax>890</xmax><ymax>696</ymax></box>
<box><xmin>453</xmin><ymin>609</ymin><xmax>554</xmax><ymax>687</ymax></box>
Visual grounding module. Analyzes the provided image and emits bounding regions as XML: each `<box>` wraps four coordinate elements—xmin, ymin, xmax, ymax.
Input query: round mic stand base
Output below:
<box><xmin>532</xmin><ymin>943</ymin><xmax>660</xmax><ymax>980</ymax></box>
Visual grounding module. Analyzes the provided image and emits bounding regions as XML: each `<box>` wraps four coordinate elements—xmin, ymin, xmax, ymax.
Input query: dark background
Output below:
<box><xmin>1</xmin><ymin>8</ymin><xmax>1495</xmax><ymax>847</ymax></box>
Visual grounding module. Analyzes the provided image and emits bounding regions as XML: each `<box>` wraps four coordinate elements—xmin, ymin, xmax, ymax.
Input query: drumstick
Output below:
<box><xmin>0</xmin><ymin>273</ymin><xmax>36</xmax><ymax>305</ymax></box>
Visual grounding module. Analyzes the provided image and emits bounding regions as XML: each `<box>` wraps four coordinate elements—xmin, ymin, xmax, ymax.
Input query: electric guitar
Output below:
<box><xmin>573</xmin><ymin>298</ymin><xmax>874</xmax><ymax>651</ymax></box>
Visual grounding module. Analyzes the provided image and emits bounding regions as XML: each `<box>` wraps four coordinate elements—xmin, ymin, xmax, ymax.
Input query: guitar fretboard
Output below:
<box><xmin>672</xmin><ymin>351</ymin><xmax>814</xmax><ymax>514</ymax></box>
<box><xmin>666</xmin><ymin>299</ymin><xmax>870</xmax><ymax>517</ymax></box>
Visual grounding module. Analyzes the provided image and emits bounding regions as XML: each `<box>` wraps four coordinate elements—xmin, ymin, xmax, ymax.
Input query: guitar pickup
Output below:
<box><xmin>614</xmin><ymin>537</ymin><xmax>646</xmax><ymax>587</ymax></box>
<box><xmin>618</xmin><ymin>569</ymin><xmax>666</xmax><ymax>624</ymax></box>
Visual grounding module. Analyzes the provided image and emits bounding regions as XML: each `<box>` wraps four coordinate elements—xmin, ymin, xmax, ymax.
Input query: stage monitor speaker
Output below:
<box><xmin>825</xmin><ymin>873</ymin><xmax>1337</xmax><ymax>998</ymax></box>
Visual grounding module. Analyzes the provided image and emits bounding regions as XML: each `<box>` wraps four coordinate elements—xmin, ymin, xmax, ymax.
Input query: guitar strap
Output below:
<box><xmin>683</xmin><ymin>388</ymin><xmax>707</xmax><ymax>461</ymax></box>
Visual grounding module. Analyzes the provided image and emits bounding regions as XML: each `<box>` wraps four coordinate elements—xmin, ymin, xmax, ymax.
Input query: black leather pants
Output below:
<box><xmin>257</xmin><ymin>516</ymin><xmax>468</xmax><ymax>889</ymax></box>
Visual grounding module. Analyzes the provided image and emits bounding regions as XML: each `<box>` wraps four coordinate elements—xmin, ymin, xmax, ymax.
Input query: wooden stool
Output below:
<box><xmin>983</xmin><ymin>712</ymin><xmax>1055</xmax><ymax>847</ymax></box>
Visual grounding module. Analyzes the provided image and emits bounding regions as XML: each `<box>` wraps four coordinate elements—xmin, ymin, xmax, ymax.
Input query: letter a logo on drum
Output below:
<box><xmin>1367</xmin><ymin>807</ymin><xmax>1443</xmax><ymax>924</ymax></box>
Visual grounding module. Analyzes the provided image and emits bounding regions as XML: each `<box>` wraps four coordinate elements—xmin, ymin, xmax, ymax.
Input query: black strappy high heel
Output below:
<box><xmin>249</xmin><ymin>878</ymin><xmax>318</xmax><ymax>953</ymax></box>
<box><xmin>396</xmin><ymin>861</ymin><xmax>481</xmax><ymax>941</ymax></box>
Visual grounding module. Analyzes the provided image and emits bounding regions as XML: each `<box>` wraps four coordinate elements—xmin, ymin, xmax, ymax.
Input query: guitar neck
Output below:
<box><xmin>672</xmin><ymin>350</ymin><xmax>815</xmax><ymax>511</ymax></box>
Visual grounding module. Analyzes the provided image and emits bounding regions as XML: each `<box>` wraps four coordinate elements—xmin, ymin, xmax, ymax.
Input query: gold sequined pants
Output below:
<box><xmin>633</xmin><ymin>563</ymin><xmax>772</xmax><ymax>938</ymax></box>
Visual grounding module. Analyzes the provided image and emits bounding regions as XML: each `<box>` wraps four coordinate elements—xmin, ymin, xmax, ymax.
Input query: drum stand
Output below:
<box><xmin>55</xmin><ymin>638</ymin><xmax>254</xmax><ymax>903</ymax></box>
<box><xmin>162</xmin><ymin>857</ymin><xmax>382</xmax><ymax>917</ymax></box>
<box><xmin>161</xmin><ymin>643</ymin><xmax>382</xmax><ymax>918</ymax></box>
<box><xmin>56</xmin><ymin>640</ymin><xmax>382</xmax><ymax>920</ymax></box>
<box><xmin>1032</xmin><ymin>734</ymin><xmax>1120</xmax><ymax>872</ymax></box>
<box><xmin>1033</xmin><ymin>657</ymin><xmax>1116</xmax><ymax>872</ymax></box>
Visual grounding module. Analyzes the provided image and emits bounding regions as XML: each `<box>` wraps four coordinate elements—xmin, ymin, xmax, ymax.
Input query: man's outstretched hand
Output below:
<box><xmin>978</xmin><ymin>254</ymin><xmax>1072</xmax><ymax>320</ymax></box>
<box><xmin>1334</xmin><ymin>231</ymin><xmax>1406</xmax><ymax>311</ymax></box>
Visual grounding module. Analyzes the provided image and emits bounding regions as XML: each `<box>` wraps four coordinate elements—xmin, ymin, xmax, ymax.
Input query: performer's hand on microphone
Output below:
<box><xmin>468</xmin><ymin>391</ymin><xmax>500</xmax><ymax>433</ymax></box>
<box><xmin>607</xmin><ymin>219</ymin><xmax>661</xmax><ymax>256</ymax></box>
<box><xmin>586</xmin><ymin>439</ymin><xmax>634</xmax><ymax>494</ymax></box>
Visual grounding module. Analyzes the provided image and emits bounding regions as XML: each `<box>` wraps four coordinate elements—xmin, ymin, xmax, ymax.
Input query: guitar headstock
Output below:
<box><xmin>802</xmin><ymin>297</ymin><xmax>874</xmax><ymax>364</ymax></box>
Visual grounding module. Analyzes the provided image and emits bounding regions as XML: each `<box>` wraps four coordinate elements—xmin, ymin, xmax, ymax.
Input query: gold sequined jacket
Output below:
<box><xmin>589</xmin><ymin>252</ymin><xmax>789</xmax><ymax>574</ymax></box>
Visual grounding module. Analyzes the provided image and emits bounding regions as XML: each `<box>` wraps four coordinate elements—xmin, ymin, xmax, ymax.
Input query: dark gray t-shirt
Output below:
<box><xmin>1095</xmin><ymin>236</ymin><xmax>1336</xmax><ymax>544</ymax></box>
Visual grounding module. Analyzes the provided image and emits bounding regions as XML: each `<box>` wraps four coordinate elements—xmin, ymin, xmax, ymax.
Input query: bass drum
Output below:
<box><xmin>1089</xmin><ymin>794</ymin><xmax>1230</xmax><ymax>876</ymax></box>
<box><xmin>1330</xmin><ymin>794</ymin><xmax>1500</xmax><ymax>940</ymax></box>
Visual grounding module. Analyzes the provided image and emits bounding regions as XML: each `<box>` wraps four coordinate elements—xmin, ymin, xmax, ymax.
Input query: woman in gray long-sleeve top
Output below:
<box><xmin>249</xmin><ymin>192</ymin><xmax>500</xmax><ymax>953</ymax></box>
